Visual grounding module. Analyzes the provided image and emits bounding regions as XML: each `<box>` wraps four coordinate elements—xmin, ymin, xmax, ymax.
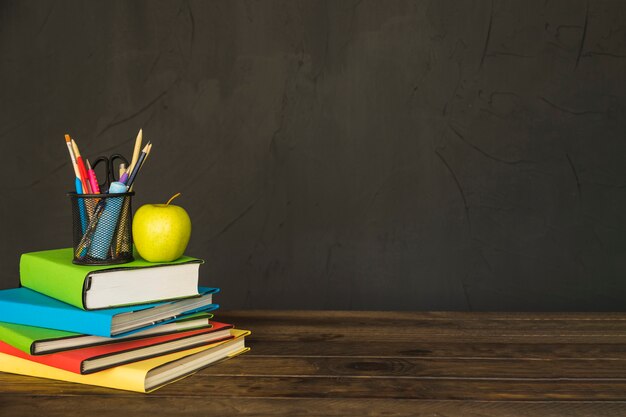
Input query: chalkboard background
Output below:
<box><xmin>2</xmin><ymin>0</ymin><xmax>626</xmax><ymax>310</ymax></box>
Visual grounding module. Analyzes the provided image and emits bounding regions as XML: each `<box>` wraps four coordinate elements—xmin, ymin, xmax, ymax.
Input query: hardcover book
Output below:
<box><xmin>0</xmin><ymin>329</ymin><xmax>250</xmax><ymax>392</ymax></box>
<box><xmin>20</xmin><ymin>248</ymin><xmax>204</xmax><ymax>310</ymax></box>
<box><xmin>0</xmin><ymin>287</ymin><xmax>219</xmax><ymax>337</ymax></box>
<box><xmin>0</xmin><ymin>321</ymin><xmax>234</xmax><ymax>374</ymax></box>
<box><xmin>0</xmin><ymin>312</ymin><xmax>214</xmax><ymax>355</ymax></box>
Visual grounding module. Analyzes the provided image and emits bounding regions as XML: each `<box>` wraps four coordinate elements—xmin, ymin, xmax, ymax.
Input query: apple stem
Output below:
<box><xmin>165</xmin><ymin>193</ymin><xmax>181</xmax><ymax>206</ymax></box>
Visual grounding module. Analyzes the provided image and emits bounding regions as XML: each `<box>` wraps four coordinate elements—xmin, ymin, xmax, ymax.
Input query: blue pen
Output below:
<box><xmin>75</xmin><ymin>177</ymin><xmax>87</xmax><ymax>234</ymax></box>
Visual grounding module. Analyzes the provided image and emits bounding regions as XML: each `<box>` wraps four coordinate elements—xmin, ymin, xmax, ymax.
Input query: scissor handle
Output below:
<box><xmin>108</xmin><ymin>154</ymin><xmax>130</xmax><ymax>182</ymax></box>
<box><xmin>91</xmin><ymin>156</ymin><xmax>111</xmax><ymax>190</ymax></box>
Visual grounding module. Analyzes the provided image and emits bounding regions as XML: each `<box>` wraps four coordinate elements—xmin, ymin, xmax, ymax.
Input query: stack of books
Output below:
<box><xmin>0</xmin><ymin>248</ymin><xmax>249</xmax><ymax>393</ymax></box>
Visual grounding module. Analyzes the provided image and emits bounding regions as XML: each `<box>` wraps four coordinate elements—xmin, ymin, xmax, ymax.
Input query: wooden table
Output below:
<box><xmin>3</xmin><ymin>311</ymin><xmax>626</xmax><ymax>416</ymax></box>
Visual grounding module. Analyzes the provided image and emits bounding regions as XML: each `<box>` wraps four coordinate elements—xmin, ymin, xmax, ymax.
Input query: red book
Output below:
<box><xmin>0</xmin><ymin>321</ymin><xmax>233</xmax><ymax>374</ymax></box>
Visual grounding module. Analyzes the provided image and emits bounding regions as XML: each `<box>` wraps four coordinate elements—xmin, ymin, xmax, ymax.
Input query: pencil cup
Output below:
<box><xmin>68</xmin><ymin>191</ymin><xmax>135</xmax><ymax>265</ymax></box>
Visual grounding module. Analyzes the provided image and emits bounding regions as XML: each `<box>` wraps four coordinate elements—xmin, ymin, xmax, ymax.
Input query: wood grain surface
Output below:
<box><xmin>3</xmin><ymin>310</ymin><xmax>626</xmax><ymax>416</ymax></box>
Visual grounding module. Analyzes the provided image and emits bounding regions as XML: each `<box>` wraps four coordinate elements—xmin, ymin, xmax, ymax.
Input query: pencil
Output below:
<box><xmin>127</xmin><ymin>142</ymin><xmax>151</xmax><ymax>188</ymax></box>
<box><xmin>71</xmin><ymin>139</ymin><xmax>91</xmax><ymax>194</ymax></box>
<box><xmin>132</xmin><ymin>142</ymin><xmax>152</xmax><ymax>191</ymax></box>
<box><xmin>126</xmin><ymin>129</ymin><xmax>143</xmax><ymax>175</ymax></box>
<box><xmin>140</xmin><ymin>143</ymin><xmax>152</xmax><ymax>170</ymax></box>
<box><xmin>137</xmin><ymin>142</ymin><xmax>152</xmax><ymax>175</ymax></box>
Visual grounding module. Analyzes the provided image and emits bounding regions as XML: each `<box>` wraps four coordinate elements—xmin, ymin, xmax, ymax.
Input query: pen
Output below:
<box><xmin>86</xmin><ymin>159</ymin><xmax>101</xmax><ymax>194</ymax></box>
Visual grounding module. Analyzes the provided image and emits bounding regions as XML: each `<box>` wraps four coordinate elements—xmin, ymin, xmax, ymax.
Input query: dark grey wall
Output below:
<box><xmin>1</xmin><ymin>0</ymin><xmax>626</xmax><ymax>310</ymax></box>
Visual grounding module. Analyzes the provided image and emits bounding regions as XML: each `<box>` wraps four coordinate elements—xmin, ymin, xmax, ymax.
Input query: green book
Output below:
<box><xmin>20</xmin><ymin>248</ymin><xmax>204</xmax><ymax>310</ymax></box>
<box><xmin>0</xmin><ymin>313</ymin><xmax>213</xmax><ymax>355</ymax></box>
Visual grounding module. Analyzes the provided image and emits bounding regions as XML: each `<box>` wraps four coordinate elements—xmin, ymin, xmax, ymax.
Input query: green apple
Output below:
<box><xmin>132</xmin><ymin>193</ymin><xmax>191</xmax><ymax>262</ymax></box>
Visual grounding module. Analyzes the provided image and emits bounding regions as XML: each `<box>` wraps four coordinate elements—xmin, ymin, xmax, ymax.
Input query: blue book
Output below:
<box><xmin>0</xmin><ymin>287</ymin><xmax>219</xmax><ymax>338</ymax></box>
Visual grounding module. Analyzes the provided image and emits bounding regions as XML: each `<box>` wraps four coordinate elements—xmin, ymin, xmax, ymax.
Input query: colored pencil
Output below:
<box><xmin>71</xmin><ymin>139</ymin><xmax>91</xmax><ymax>194</ymax></box>
<box><xmin>126</xmin><ymin>142</ymin><xmax>151</xmax><ymax>188</ymax></box>
<box><xmin>126</xmin><ymin>129</ymin><xmax>143</xmax><ymax>175</ymax></box>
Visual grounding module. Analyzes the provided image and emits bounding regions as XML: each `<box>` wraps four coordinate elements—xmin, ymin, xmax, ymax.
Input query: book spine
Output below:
<box><xmin>0</xmin><ymin>299</ymin><xmax>113</xmax><ymax>337</ymax></box>
<box><xmin>0</xmin><ymin>341</ymin><xmax>82</xmax><ymax>374</ymax></box>
<box><xmin>19</xmin><ymin>252</ymin><xmax>87</xmax><ymax>310</ymax></box>
<box><xmin>0</xmin><ymin>351</ymin><xmax>147</xmax><ymax>392</ymax></box>
<box><xmin>0</xmin><ymin>323</ymin><xmax>34</xmax><ymax>355</ymax></box>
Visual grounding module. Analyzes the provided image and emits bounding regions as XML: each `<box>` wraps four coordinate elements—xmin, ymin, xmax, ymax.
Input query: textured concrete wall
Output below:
<box><xmin>1</xmin><ymin>0</ymin><xmax>626</xmax><ymax>310</ymax></box>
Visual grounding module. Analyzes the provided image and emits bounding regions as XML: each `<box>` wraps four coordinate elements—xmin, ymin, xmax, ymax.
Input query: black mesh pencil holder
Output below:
<box><xmin>68</xmin><ymin>191</ymin><xmax>135</xmax><ymax>265</ymax></box>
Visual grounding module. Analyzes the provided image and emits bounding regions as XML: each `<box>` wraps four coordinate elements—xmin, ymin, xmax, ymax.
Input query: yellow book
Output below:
<box><xmin>0</xmin><ymin>328</ymin><xmax>250</xmax><ymax>393</ymax></box>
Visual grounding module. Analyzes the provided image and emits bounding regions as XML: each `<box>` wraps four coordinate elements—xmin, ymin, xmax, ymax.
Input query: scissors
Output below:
<box><xmin>91</xmin><ymin>153</ymin><xmax>130</xmax><ymax>192</ymax></box>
